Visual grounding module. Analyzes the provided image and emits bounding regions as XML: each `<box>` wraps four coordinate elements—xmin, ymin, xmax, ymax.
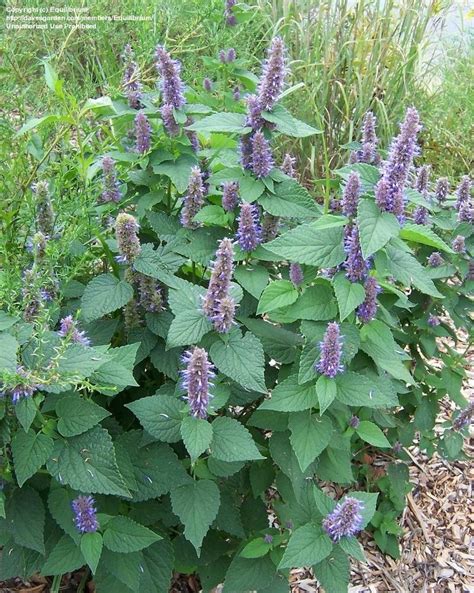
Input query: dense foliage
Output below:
<box><xmin>0</xmin><ymin>27</ymin><xmax>472</xmax><ymax>593</ymax></box>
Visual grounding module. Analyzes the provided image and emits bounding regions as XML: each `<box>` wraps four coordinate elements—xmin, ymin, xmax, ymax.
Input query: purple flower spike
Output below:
<box><xmin>181</xmin><ymin>347</ymin><xmax>215</xmax><ymax>419</ymax></box>
<box><xmin>281</xmin><ymin>153</ymin><xmax>296</xmax><ymax>178</ymax></box>
<box><xmin>289</xmin><ymin>263</ymin><xmax>304</xmax><ymax>286</ymax></box>
<box><xmin>344</xmin><ymin>226</ymin><xmax>370</xmax><ymax>282</ymax></box>
<box><xmin>233</xmin><ymin>86</ymin><xmax>241</xmax><ymax>101</ymax></box>
<box><xmin>155</xmin><ymin>46</ymin><xmax>186</xmax><ymax>109</ymax></box>
<box><xmin>101</xmin><ymin>156</ymin><xmax>121</xmax><ymax>203</ymax></box>
<box><xmin>350</xmin><ymin>112</ymin><xmax>379</xmax><ymax>164</ymax></box>
<box><xmin>203</xmin><ymin>77</ymin><xmax>212</xmax><ymax>92</ymax></box>
<box><xmin>413</xmin><ymin>205</ymin><xmax>428</xmax><ymax>225</ymax></box>
<box><xmin>137</xmin><ymin>274</ymin><xmax>163</xmax><ymax>313</ymax></box>
<box><xmin>257</xmin><ymin>36</ymin><xmax>286</xmax><ymax>112</ymax></box>
<box><xmin>427</xmin><ymin>314</ymin><xmax>440</xmax><ymax>327</ymax></box>
<box><xmin>115</xmin><ymin>212</ymin><xmax>141</xmax><ymax>264</ymax></box>
<box><xmin>202</xmin><ymin>237</ymin><xmax>234</xmax><ymax>320</ymax></box>
<box><xmin>341</xmin><ymin>172</ymin><xmax>361</xmax><ymax>217</ymax></box>
<box><xmin>222</xmin><ymin>181</ymin><xmax>240</xmax><ymax>211</ymax></box>
<box><xmin>219</xmin><ymin>49</ymin><xmax>227</xmax><ymax>63</ymax></box>
<box><xmin>226</xmin><ymin>48</ymin><xmax>236</xmax><ymax>62</ymax></box>
<box><xmin>415</xmin><ymin>165</ymin><xmax>431</xmax><ymax>194</ymax></box>
<box><xmin>58</xmin><ymin>316</ymin><xmax>91</xmax><ymax>346</ymax></box>
<box><xmin>349</xmin><ymin>415</ymin><xmax>360</xmax><ymax>429</ymax></box>
<box><xmin>239</xmin><ymin>135</ymin><xmax>254</xmax><ymax>169</ymax></box>
<box><xmin>161</xmin><ymin>103</ymin><xmax>180</xmax><ymax>136</ymax></box>
<box><xmin>454</xmin><ymin>176</ymin><xmax>471</xmax><ymax>211</ymax></box>
<box><xmin>452</xmin><ymin>235</ymin><xmax>466</xmax><ymax>254</ymax></box>
<box><xmin>72</xmin><ymin>496</ymin><xmax>99</xmax><ymax>534</ymax></box>
<box><xmin>121</xmin><ymin>44</ymin><xmax>142</xmax><ymax>109</ymax></box>
<box><xmin>236</xmin><ymin>203</ymin><xmax>262</xmax><ymax>252</ymax></box>
<box><xmin>134</xmin><ymin>112</ymin><xmax>151</xmax><ymax>154</ymax></box>
<box><xmin>375</xmin><ymin>107</ymin><xmax>421</xmax><ymax>218</ymax></box>
<box><xmin>261</xmin><ymin>214</ymin><xmax>280</xmax><ymax>242</ymax></box>
<box><xmin>33</xmin><ymin>180</ymin><xmax>54</xmax><ymax>237</ymax></box>
<box><xmin>224</xmin><ymin>0</ymin><xmax>237</xmax><ymax>26</ymax></box>
<box><xmin>434</xmin><ymin>177</ymin><xmax>449</xmax><ymax>204</ymax></box>
<box><xmin>263</xmin><ymin>534</ymin><xmax>273</xmax><ymax>544</ymax></box>
<box><xmin>316</xmin><ymin>322</ymin><xmax>344</xmax><ymax>378</ymax></box>
<box><xmin>458</xmin><ymin>201</ymin><xmax>473</xmax><ymax>223</ymax></box>
<box><xmin>427</xmin><ymin>252</ymin><xmax>443</xmax><ymax>268</ymax></box>
<box><xmin>453</xmin><ymin>401</ymin><xmax>474</xmax><ymax>431</ymax></box>
<box><xmin>357</xmin><ymin>276</ymin><xmax>381</xmax><ymax>323</ymax></box>
<box><xmin>212</xmin><ymin>296</ymin><xmax>236</xmax><ymax>333</ymax></box>
<box><xmin>251</xmin><ymin>130</ymin><xmax>273</xmax><ymax>178</ymax></box>
<box><xmin>323</xmin><ymin>497</ymin><xmax>364</xmax><ymax>543</ymax></box>
<box><xmin>246</xmin><ymin>95</ymin><xmax>265</xmax><ymax>130</ymax></box>
<box><xmin>11</xmin><ymin>366</ymin><xmax>38</xmax><ymax>404</ymax></box>
<box><xmin>180</xmin><ymin>167</ymin><xmax>206</xmax><ymax>229</ymax></box>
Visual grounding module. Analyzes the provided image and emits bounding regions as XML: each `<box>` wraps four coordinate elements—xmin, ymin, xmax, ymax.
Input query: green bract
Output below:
<box><xmin>0</xmin><ymin>39</ymin><xmax>472</xmax><ymax>593</ymax></box>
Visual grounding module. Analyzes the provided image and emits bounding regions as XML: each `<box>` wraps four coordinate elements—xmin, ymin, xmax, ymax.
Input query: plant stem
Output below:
<box><xmin>77</xmin><ymin>568</ymin><xmax>90</xmax><ymax>593</ymax></box>
<box><xmin>51</xmin><ymin>574</ymin><xmax>62</xmax><ymax>593</ymax></box>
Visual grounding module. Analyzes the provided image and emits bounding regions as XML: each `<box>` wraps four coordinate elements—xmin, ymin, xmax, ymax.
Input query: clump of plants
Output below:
<box><xmin>0</xmin><ymin>32</ymin><xmax>472</xmax><ymax>593</ymax></box>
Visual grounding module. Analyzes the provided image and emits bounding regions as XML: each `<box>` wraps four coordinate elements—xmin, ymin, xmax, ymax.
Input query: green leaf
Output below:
<box><xmin>180</xmin><ymin>416</ymin><xmax>213</xmax><ymax>460</ymax></box>
<box><xmin>313</xmin><ymin>547</ymin><xmax>350</xmax><ymax>593</ymax></box>
<box><xmin>126</xmin><ymin>395</ymin><xmax>184</xmax><ymax>443</ymax></box>
<box><xmin>335</xmin><ymin>372</ymin><xmax>398</xmax><ymax>408</ymax></box>
<box><xmin>7</xmin><ymin>487</ymin><xmax>45</xmax><ymax>554</ymax></box>
<box><xmin>350</xmin><ymin>491</ymin><xmax>379</xmax><ymax>527</ymax></box>
<box><xmin>267</xmin><ymin>225</ymin><xmax>345</xmax><ymax>268</ymax></box>
<box><xmin>139</xmin><ymin>540</ymin><xmax>175</xmax><ymax>593</ymax></box>
<box><xmin>48</xmin><ymin>487</ymin><xmax>79</xmax><ymax>541</ymax></box>
<box><xmin>56</xmin><ymin>395</ymin><xmax>110</xmax><ymax>437</ymax></box>
<box><xmin>0</xmin><ymin>333</ymin><xmax>18</xmax><ymax>372</ymax></box>
<box><xmin>357</xmin><ymin>200</ymin><xmax>399</xmax><ymax>259</ymax></box>
<box><xmin>278</xmin><ymin>524</ymin><xmax>332</xmax><ymax>569</ymax></box>
<box><xmin>81</xmin><ymin>274</ymin><xmax>133</xmax><ymax>322</ymax></box>
<box><xmin>42</xmin><ymin>535</ymin><xmax>85</xmax><ymax>575</ymax></box>
<box><xmin>12</xmin><ymin>430</ymin><xmax>53</xmax><ymax>487</ymax></box>
<box><xmin>384</xmin><ymin>242</ymin><xmax>443</xmax><ymax>298</ymax></box>
<box><xmin>335</xmin><ymin>163</ymin><xmax>381</xmax><ymax>191</ymax></box>
<box><xmin>186</xmin><ymin>112</ymin><xmax>250</xmax><ymax>134</ymax></box>
<box><xmin>234</xmin><ymin>264</ymin><xmax>269</xmax><ymax>299</ymax></box>
<box><xmin>261</xmin><ymin>105</ymin><xmax>321</xmax><ymax>137</ymax></box>
<box><xmin>166</xmin><ymin>308</ymin><xmax>212</xmax><ymax>349</ymax></box>
<box><xmin>316</xmin><ymin>375</ymin><xmax>338</xmax><ymax>414</ymax></box>
<box><xmin>103</xmin><ymin>516</ymin><xmax>161</xmax><ymax>553</ymax></box>
<box><xmin>271</xmin><ymin>284</ymin><xmax>337</xmax><ymax>323</ymax></box>
<box><xmin>81</xmin><ymin>532</ymin><xmax>103</xmax><ymax>574</ymax></box>
<box><xmin>152</xmin><ymin>154</ymin><xmax>198</xmax><ymax>193</ymax></box>
<box><xmin>333</xmin><ymin>272</ymin><xmax>366</xmax><ymax>321</ymax></box>
<box><xmin>338</xmin><ymin>536</ymin><xmax>366</xmax><ymax>562</ymax></box>
<box><xmin>258</xmin><ymin>180</ymin><xmax>320</xmax><ymax>218</ymax></box>
<box><xmin>15</xmin><ymin>395</ymin><xmax>37</xmax><ymax>432</ymax></box>
<box><xmin>210</xmin><ymin>330</ymin><xmax>266</xmax><ymax>393</ymax></box>
<box><xmin>0</xmin><ymin>492</ymin><xmax>5</xmax><ymax>519</ymax></box>
<box><xmin>400</xmin><ymin>223</ymin><xmax>453</xmax><ymax>253</ymax></box>
<box><xmin>257</xmin><ymin>280</ymin><xmax>298</xmax><ymax>314</ymax></box>
<box><xmin>47</xmin><ymin>427</ymin><xmax>130</xmax><ymax>497</ymax></box>
<box><xmin>289</xmin><ymin>412</ymin><xmax>333</xmax><ymax>471</ymax></box>
<box><xmin>259</xmin><ymin>375</ymin><xmax>318</xmax><ymax>412</ymax></box>
<box><xmin>360</xmin><ymin>320</ymin><xmax>414</xmax><ymax>384</ymax></box>
<box><xmin>0</xmin><ymin>312</ymin><xmax>19</xmax><ymax>331</ymax></box>
<box><xmin>240</xmin><ymin>537</ymin><xmax>272</xmax><ymax>559</ymax></box>
<box><xmin>15</xmin><ymin>114</ymin><xmax>60</xmax><ymax>137</ymax></box>
<box><xmin>211</xmin><ymin>416</ymin><xmax>263</xmax><ymax>461</ymax></box>
<box><xmin>92</xmin><ymin>343</ymin><xmax>140</xmax><ymax>392</ymax></box>
<box><xmin>241</xmin><ymin>318</ymin><xmax>302</xmax><ymax>364</ymax></box>
<box><xmin>194</xmin><ymin>205</ymin><xmax>229</xmax><ymax>226</ymax></box>
<box><xmin>133</xmin><ymin>243</ymin><xmax>185</xmax><ymax>285</ymax></box>
<box><xmin>170</xmin><ymin>480</ymin><xmax>220</xmax><ymax>554</ymax></box>
<box><xmin>222</xmin><ymin>555</ymin><xmax>276</xmax><ymax>593</ymax></box>
<box><xmin>356</xmin><ymin>421</ymin><xmax>391</xmax><ymax>448</ymax></box>
<box><xmin>57</xmin><ymin>345</ymin><xmax>107</xmax><ymax>378</ymax></box>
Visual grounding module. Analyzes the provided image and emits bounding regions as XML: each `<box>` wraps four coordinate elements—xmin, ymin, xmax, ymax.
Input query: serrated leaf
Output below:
<box><xmin>56</xmin><ymin>395</ymin><xmax>110</xmax><ymax>437</ymax></box>
<box><xmin>81</xmin><ymin>274</ymin><xmax>133</xmax><ymax>322</ymax></box>
<box><xmin>0</xmin><ymin>333</ymin><xmax>18</xmax><ymax>372</ymax></box>
<box><xmin>194</xmin><ymin>205</ymin><xmax>229</xmax><ymax>226</ymax></box>
<box><xmin>335</xmin><ymin>372</ymin><xmax>398</xmax><ymax>408</ymax></box>
<box><xmin>210</xmin><ymin>330</ymin><xmax>266</xmax><ymax>393</ymax></box>
<box><xmin>400</xmin><ymin>223</ymin><xmax>453</xmax><ymax>253</ymax></box>
<box><xmin>335</xmin><ymin>163</ymin><xmax>381</xmax><ymax>191</ymax></box>
<box><xmin>316</xmin><ymin>375</ymin><xmax>337</xmax><ymax>414</ymax></box>
<box><xmin>258</xmin><ymin>180</ymin><xmax>320</xmax><ymax>218</ymax></box>
<box><xmin>170</xmin><ymin>480</ymin><xmax>220</xmax><ymax>553</ymax></box>
<box><xmin>338</xmin><ymin>536</ymin><xmax>366</xmax><ymax>562</ymax></box>
<box><xmin>289</xmin><ymin>413</ymin><xmax>333</xmax><ymax>471</ymax></box>
<box><xmin>180</xmin><ymin>416</ymin><xmax>213</xmax><ymax>460</ymax></box>
<box><xmin>333</xmin><ymin>272</ymin><xmax>366</xmax><ymax>321</ymax></box>
<box><xmin>92</xmin><ymin>343</ymin><xmax>140</xmax><ymax>393</ymax></box>
<box><xmin>272</xmin><ymin>284</ymin><xmax>337</xmax><ymax>323</ymax></box>
<box><xmin>211</xmin><ymin>416</ymin><xmax>263</xmax><ymax>462</ymax></box>
<box><xmin>261</xmin><ymin>105</ymin><xmax>320</xmax><ymax>138</ymax></box>
<box><xmin>103</xmin><ymin>516</ymin><xmax>161</xmax><ymax>553</ymax></box>
<box><xmin>350</xmin><ymin>491</ymin><xmax>379</xmax><ymax>527</ymax></box>
<box><xmin>234</xmin><ymin>265</ymin><xmax>269</xmax><ymax>300</ymax></box>
<box><xmin>356</xmin><ymin>421</ymin><xmax>391</xmax><ymax>448</ymax></box>
<box><xmin>139</xmin><ymin>539</ymin><xmax>175</xmax><ymax>593</ymax></box>
<box><xmin>166</xmin><ymin>309</ymin><xmax>212</xmax><ymax>349</ymax></box>
<box><xmin>12</xmin><ymin>430</ymin><xmax>53</xmax><ymax>486</ymax></box>
<box><xmin>278</xmin><ymin>524</ymin><xmax>332</xmax><ymax>569</ymax></box>
<box><xmin>42</xmin><ymin>535</ymin><xmax>85</xmax><ymax>575</ymax></box>
<box><xmin>48</xmin><ymin>487</ymin><xmax>78</xmax><ymax>541</ymax></box>
<box><xmin>313</xmin><ymin>547</ymin><xmax>350</xmax><ymax>593</ymax></box>
<box><xmin>7</xmin><ymin>487</ymin><xmax>45</xmax><ymax>554</ymax></box>
<box><xmin>222</xmin><ymin>555</ymin><xmax>276</xmax><ymax>593</ymax></box>
<box><xmin>81</xmin><ymin>532</ymin><xmax>103</xmax><ymax>574</ymax></box>
<box><xmin>357</xmin><ymin>200</ymin><xmax>399</xmax><ymax>259</ymax></box>
<box><xmin>126</xmin><ymin>395</ymin><xmax>184</xmax><ymax>443</ymax></box>
<box><xmin>186</xmin><ymin>112</ymin><xmax>250</xmax><ymax>134</ymax></box>
<box><xmin>240</xmin><ymin>537</ymin><xmax>272</xmax><ymax>558</ymax></box>
<box><xmin>259</xmin><ymin>375</ymin><xmax>318</xmax><ymax>412</ymax></box>
<box><xmin>47</xmin><ymin>427</ymin><xmax>130</xmax><ymax>497</ymax></box>
<box><xmin>266</xmin><ymin>224</ymin><xmax>345</xmax><ymax>268</ymax></box>
<box><xmin>152</xmin><ymin>154</ymin><xmax>198</xmax><ymax>193</ymax></box>
<box><xmin>385</xmin><ymin>243</ymin><xmax>443</xmax><ymax>298</ymax></box>
<box><xmin>257</xmin><ymin>280</ymin><xmax>298</xmax><ymax>314</ymax></box>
